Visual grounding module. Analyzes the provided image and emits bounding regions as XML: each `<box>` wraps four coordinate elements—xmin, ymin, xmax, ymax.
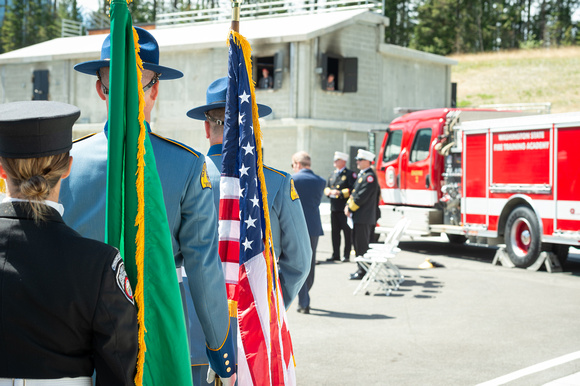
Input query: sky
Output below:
<box><xmin>77</xmin><ymin>0</ymin><xmax>100</xmax><ymax>13</ymax></box>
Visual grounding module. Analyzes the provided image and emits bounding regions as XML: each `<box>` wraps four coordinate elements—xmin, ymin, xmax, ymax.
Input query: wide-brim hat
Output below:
<box><xmin>187</xmin><ymin>77</ymin><xmax>272</xmax><ymax>120</ymax></box>
<box><xmin>74</xmin><ymin>27</ymin><xmax>183</xmax><ymax>80</ymax></box>
<box><xmin>355</xmin><ymin>149</ymin><xmax>376</xmax><ymax>162</ymax></box>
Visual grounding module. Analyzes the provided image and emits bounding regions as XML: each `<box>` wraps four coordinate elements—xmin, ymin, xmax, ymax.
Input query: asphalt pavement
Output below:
<box><xmin>286</xmin><ymin>204</ymin><xmax>580</xmax><ymax>385</ymax></box>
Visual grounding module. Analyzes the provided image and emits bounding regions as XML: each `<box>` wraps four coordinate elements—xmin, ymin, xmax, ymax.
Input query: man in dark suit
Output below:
<box><xmin>324</xmin><ymin>151</ymin><xmax>357</xmax><ymax>262</ymax></box>
<box><xmin>292</xmin><ymin>151</ymin><xmax>326</xmax><ymax>314</ymax></box>
<box><xmin>346</xmin><ymin>149</ymin><xmax>380</xmax><ymax>280</ymax></box>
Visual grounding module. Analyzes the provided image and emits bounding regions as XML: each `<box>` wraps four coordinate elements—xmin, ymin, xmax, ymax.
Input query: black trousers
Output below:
<box><xmin>331</xmin><ymin>211</ymin><xmax>352</xmax><ymax>259</ymax></box>
<box><xmin>353</xmin><ymin>223</ymin><xmax>373</xmax><ymax>273</ymax></box>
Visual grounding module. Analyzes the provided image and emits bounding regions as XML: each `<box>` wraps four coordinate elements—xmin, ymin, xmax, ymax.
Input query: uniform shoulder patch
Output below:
<box><xmin>290</xmin><ymin>179</ymin><xmax>300</xmax><ymax>201</ymax></box>
<box><xmin>111</xmin><ymin>253</ymin><xmax>134</xmax><ymax>304</ymax></box>
<box><xmin>367</xmin><ymin>175</ymin><xmax>374</xmax><ymax>183</ymax></box>
<box><xmin>201</xmin><ymin>162</ymin><xmax>212</xmax><ymax>189</ymax></box>
<box><xmin>352</xmin><ymin>172</ymin><xmax>357</xmax><ymax>179</ymax></box>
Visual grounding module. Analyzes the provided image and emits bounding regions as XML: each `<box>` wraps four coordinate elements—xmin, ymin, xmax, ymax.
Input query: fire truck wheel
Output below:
<box><xmin>446</xmin><ymin>234</ymin><xmax>467</xmax><ymax>244</ymax></box>
<box><xmin>505</xmin><ymin>206</ymin><xmax>541</xmax><ymax>268</ymax></box>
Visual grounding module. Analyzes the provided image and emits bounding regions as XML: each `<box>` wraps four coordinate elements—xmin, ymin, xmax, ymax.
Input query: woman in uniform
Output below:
<box><xmin>0</xmin><ymin>101</ymin><xmax>138</xmax><ymax>386</ymax></box>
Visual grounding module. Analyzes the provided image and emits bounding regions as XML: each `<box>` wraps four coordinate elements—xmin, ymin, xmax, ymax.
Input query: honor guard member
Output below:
<box><xmin>187</xmin><ymin>77</ymin><xmax>312</xmax><ymax>384</ymax></box>
<box><xmin>345</xmin><ymin>149</ymin><xmax>380</xmax><ymax>280</ymax></box>
<box><xmin>59</xmin><ymin>28</ymin><xmax>236</xmax><ymax>384</ymax></box>
<box><xmin>324</xmin><ymin>151</ymin><xmax>356</xmax><ymax>262</ymax></box>
<box><xmin>0</xmin><ymin>101</ymin><xmax>138</xmax><ymax>385</ymax></box>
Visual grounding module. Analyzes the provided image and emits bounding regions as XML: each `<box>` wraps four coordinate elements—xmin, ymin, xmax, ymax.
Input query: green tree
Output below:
<box><xmin>384</xmin><ymin>0</ymin><xmax>415</xmax><ymax>46</ymax></box>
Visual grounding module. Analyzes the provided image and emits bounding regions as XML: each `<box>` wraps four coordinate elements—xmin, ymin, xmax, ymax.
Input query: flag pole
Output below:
<box><xmin>231</xmin><ymin>0</ymin><xmax>241</xmax><ymax>33</ymax></box>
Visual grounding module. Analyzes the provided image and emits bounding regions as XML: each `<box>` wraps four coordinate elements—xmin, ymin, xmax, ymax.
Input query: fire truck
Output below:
<box><xmin>375</xmin><ymin>108</ymin><xmax>580</xmax><ymax>268</ymax></box>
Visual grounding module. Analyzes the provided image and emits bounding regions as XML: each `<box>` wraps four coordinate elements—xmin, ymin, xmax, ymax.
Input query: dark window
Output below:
<box><xmin>32</xmin><ymin>69</ymin><xmax>49</xmax><ymax>101</ymax></box>
<box><xmin>409</xmin><ymin>128</ymin><xmax>432</xmax><ymax>163</ymax></box>
<box><xmin>320</xmin><ymin>53</ymin><xmax>357</xmax><ymax>93</ymax></box>
<box><xmin>254</xmin><ymin>51</ymin><xmax>283</xmax><ymax>90</ymax></box>
<box><xmin>383</xmin><ymin>130</ymin><xmax>402</xmax><ymax>163</ymax></box>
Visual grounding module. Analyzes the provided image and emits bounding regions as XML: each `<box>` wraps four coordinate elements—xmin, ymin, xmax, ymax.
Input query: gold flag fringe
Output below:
<box><xmin>132</xmin><ymin>25</ymin><xmax>147</xmax><ymax>386</ymax></box>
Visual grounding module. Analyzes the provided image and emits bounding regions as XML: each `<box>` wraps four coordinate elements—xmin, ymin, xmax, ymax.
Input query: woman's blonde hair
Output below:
<box><xmin>0</xmin><ymin>153</ymin><xmax>70</xmax><ymax>222</ymax></box>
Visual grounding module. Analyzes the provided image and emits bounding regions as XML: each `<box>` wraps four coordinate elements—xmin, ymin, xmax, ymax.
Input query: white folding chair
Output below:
<box><xmin>353</xmin><ymin>218</ymin><xmax>410</xmax><ymax>296</ymax></box>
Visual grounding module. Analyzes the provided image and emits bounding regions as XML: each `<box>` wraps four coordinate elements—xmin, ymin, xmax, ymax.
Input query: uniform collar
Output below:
<box><xmin>3</xmin><ymin>197</ymin><xmax>64</xmax><ymax>216</ymax></box>
<box><xmin>208</xmin><ymin>143</ymin><xmax>223</xmax><ymax>156</ymax></box>
<box><xmin>0</xmin><ymin>201</ymin><xmax>65</xmax><ymax>223</ymax></box>
<box><xmin>336</xmin><ymin>166</ymin><xmax>345</xmax><ymax>173</ymax></box>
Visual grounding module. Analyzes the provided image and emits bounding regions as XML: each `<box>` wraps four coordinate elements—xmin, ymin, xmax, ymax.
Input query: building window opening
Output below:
<box><xmin>256</xmin><ymin>56</ymin><xmax>274</xmax><ymax>89</ymax></box>
<box><xmin>320</xmin><ymin>53</ymin><xmax>357</xmax><ymax>93</ymax></box>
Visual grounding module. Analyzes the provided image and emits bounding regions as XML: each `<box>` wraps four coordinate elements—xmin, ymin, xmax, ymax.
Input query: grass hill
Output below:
<box><xmin>449</xmin><ymin>46</ymin><xmax>580</xmax><ymax>113</ymax></box>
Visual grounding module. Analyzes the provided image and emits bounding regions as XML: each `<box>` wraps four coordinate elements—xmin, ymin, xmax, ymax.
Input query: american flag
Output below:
<box><xmin>218</xmin><ymin>31</ymin><xmax>296</xmax><ymax>385</ymax></box>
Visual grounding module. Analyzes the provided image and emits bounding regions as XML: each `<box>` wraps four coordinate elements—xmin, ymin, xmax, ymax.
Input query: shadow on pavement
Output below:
<box><xmin>308</xmin><ymin>308</ymin><xmax>394</xmax><ymax>320</ymax></box>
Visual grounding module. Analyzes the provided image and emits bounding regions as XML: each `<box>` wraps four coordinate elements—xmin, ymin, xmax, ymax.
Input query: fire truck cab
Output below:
<box><xmin>376</xmin><ymin>108</ymin><xmax>580</xmax><ymax>268</ymax></box>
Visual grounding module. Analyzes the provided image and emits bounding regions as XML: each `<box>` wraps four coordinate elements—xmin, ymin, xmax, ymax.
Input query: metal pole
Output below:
<box><xmin>231</xmin><ymin>0</ymin><xmax>242</xmax><ymax>32</ymax></box>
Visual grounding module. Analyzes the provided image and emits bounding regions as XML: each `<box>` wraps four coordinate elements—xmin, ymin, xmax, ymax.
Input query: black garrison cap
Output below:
<box><xmin>0</xmin><ymin>101</ymin><xmax>80</xmax><ymax>158</ymax></box>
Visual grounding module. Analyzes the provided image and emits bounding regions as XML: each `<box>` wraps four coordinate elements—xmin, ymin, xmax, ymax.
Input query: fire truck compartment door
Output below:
<box><xmin>402</xmin><ymin>127</ymin><xmax>437</xmax><ymax>206</ymax></box>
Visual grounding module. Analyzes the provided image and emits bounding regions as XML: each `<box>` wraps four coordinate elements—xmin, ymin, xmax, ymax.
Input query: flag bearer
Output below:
<box><xmin>187</xmin><ymin>77</ymin><xmax>312</xmax><ymax>384</ymax></box>
<box><xmin>59</xmin><ymin>28</ymin><xmax>236</xmax><ymax>384</ymax></box>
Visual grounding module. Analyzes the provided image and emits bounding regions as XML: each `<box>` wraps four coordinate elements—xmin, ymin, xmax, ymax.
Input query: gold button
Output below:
<box><xmin>223</xmin><ymin>353</ymin><xmax>228</xmax><ymax>359</ymax></box>
<box><xmin>225</xmin><ymin>360</ymin><xmax>230</xmax><ymax>365</ymax></box>
<box><xmin>227</xmin><ymin>367</ymin><xmax>232</xmax><ymax>373</ymax></box>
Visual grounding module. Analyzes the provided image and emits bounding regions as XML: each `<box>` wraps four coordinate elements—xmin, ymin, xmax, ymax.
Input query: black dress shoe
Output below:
<box><xmin>349</xmin><ymin>271</ymin><xmax>365</xmax><ymax>280</ymax></box>
<box><xmin>297</xmin><ymin>306</ymin><xmax>310</xmax><ymax>314</ymax></box>
<box><xmin>341</xmin><ymin>256</ymin><xmax>350</xmax><ymax>262</ymax></box>
<box><xmin>326</xmin><ymin>257</ymin><xmax>340</xmax><ymax>262</ymax></box>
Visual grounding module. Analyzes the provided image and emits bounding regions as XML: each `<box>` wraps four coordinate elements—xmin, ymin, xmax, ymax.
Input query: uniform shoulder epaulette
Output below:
<box><xmin>264</xmin><ymin>165</ymin><xmax>287</xmax><ymax>177</ymax></box>
<box><xmin>73</xmin><ymin>133</ymin><xmax>97</xmax><ymax>143</ymax></box>
<box><xmin>150</xmin><ymin>132</ymin><xmax>200</xmax><ymax>158</ymax></box>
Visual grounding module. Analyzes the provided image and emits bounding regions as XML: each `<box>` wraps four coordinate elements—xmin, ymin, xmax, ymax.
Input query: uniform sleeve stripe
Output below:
<box><xmin>150</xmin><ymin>132</ymin><xmax>200</xmax><ymax>158</ymax></box>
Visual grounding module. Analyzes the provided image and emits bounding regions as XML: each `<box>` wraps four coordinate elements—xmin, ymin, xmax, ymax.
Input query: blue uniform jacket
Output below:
<box><xmin>206</xmin><ymin>143</ymin><xmax>311</xmax><ymax>307</ymax></box>
<box><xmin>59</xmin><ymin>124</ymin><xmax>235</xmax><ymax>378</ymax></box>
<box><xmin>292</xmin><ymin>168</ymin><xmax>326</xmax><ymax>237</ymax></box>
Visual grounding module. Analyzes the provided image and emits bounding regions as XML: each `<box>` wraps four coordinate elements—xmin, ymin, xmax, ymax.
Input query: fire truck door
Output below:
<box><xmin>403</xmin><ymin>127</ymin><xmax>437</xmax><ymax>206</ymax></box>
<box><xmin>379</xmin><ymin>128</ymin><xmax>403</xmax><ymax>204</ymax></box>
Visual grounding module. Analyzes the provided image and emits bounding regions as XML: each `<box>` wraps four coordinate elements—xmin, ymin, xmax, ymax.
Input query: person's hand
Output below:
<box><xmin>344</xmin><ymin>206</ymin><xmax>350</xmax><ymax>217</ymax></box>
<box><xmin>330</xmin><ymin>189</ymin><xmax>340</xmax><ymax>198</ymax></box>
<box><xmin>207</xmin><ymin>367</ymin><xmax>236</xmax><ymax>386</ymax></box>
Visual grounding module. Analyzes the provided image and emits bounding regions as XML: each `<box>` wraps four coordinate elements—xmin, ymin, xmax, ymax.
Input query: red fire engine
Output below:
<box><xmin>376</xmin><ymin>108</ymin><xmax>580</xmax><ymax>268</ymax></box>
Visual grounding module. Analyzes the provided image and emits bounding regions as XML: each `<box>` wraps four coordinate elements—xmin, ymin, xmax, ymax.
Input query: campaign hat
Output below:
<box><xmin>0</xmin><ymin>101</ymin><xmax>80</xmax><ymax>158</ymax></box>
<box><xmin>74</xmin><ymin>27</ymin><xmax>183</xmax><ymax>80</ymax></box>
<box><xmin>355</xmin><ymin>149</ymin><xmax>376</xmax><ymax>162</ymax></box>
<box><xmin>186</xmin><ymin>77</ymin><xmax>272</xmax><ymax>120</ymax></box>
<box><xmin>333</xmin><ymin>151</ymin><xmax>349</xmax><ymax>161</ymax></box>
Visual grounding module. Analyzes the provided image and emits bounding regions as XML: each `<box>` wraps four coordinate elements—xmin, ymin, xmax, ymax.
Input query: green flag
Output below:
<box><xmin>105</xmin><ymin>1</ymin><xmax>192</xmax><ymax>385</ymax></box>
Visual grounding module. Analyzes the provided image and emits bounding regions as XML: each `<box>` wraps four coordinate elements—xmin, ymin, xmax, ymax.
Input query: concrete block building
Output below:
<box><xmin>0</xmin><ymin>8</ymin><xmax>456</xmax><ymax>179</ymax></box>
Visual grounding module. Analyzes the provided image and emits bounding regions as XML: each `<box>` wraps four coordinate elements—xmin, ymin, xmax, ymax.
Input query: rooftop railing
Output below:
<box><xmin>156</xmin><ymin>0</ymin><xmax>382</xmax><ymax>28</ymax></box>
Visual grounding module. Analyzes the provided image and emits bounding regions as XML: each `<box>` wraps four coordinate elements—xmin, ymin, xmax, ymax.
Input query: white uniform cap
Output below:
<box><xmin>355</xmin><ymin>149</ymin><xmax>375</xmax><ymax>162</ymax></box>
<box><xmin>334</xmin><ymin>151</ymin><xmax>349</xmax><ymax>161</ymax></box>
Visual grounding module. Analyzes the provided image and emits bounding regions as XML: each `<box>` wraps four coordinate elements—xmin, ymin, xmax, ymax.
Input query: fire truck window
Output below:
<box><xmin>410</xmin><ymin>128</ymin><xmax>432</xmax><ymax>163</ymax></box>
<box><xmin>383</xmin><ymin>130</ymin><xmax>402</xmax><ymax>163</ymax></box>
